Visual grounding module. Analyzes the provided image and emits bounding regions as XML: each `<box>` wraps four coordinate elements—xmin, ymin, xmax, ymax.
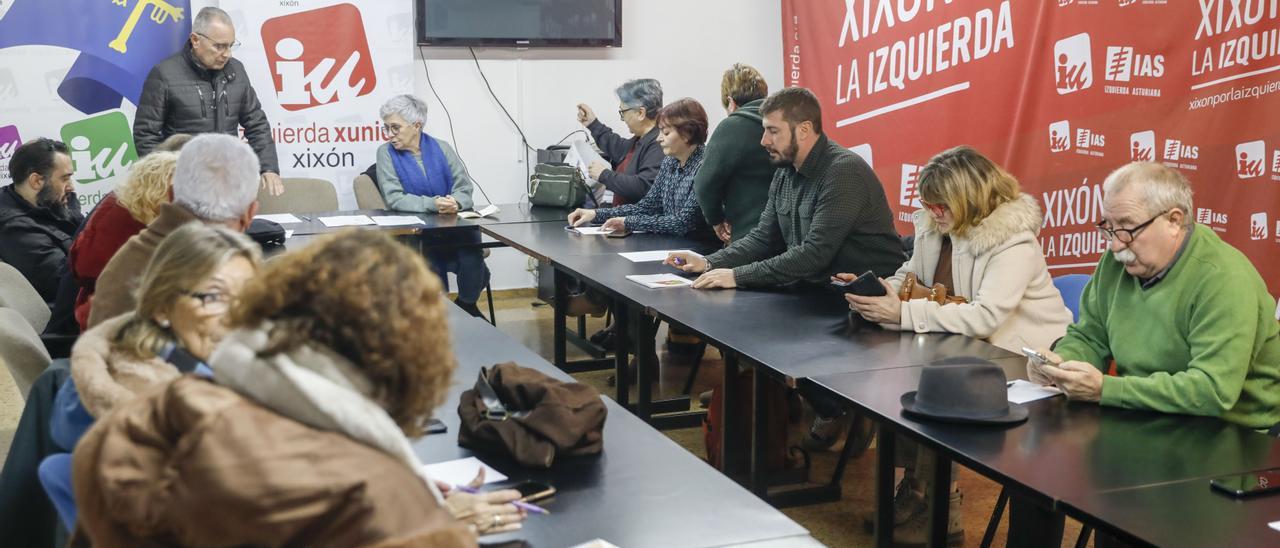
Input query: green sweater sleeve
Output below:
<box><xmin>1053</xmin><ymin>271</ymin><xmax>1111</xmax><ymax>369</ymax></box>
<box><xmin>439</xmin><ymin>140</ymin><xmax>475</xmax><ymax>211</ymax></box>
<box><xmin>1099</xmin><ymin>272</ymin><xmax>1259</xmax><ymax>417</ymax></box>
<box><xmin>693</xmin><ymin>124</ymin><xmax>734</xmax><ymax>226</ymax></box>
<box><xmin>705</xmin><ymin>175</ymin><xmax>783</xmax><ymax>271</ymax></box>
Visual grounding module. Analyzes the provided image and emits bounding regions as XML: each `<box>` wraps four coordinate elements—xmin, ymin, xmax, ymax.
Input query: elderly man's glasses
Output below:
<box><xmin>195</xmin><ymin>32</ymin><xmax>240</xmax><ymax>53</ymax></box>
<box><xmin>617</xmin><ymin>107</ymin><xmax>638</xmax><ymax>118</ymax></box>
<box><xmin>1096</xmin><ymin>210</ymin><xmax>1168</xmax><ymax>244</ymax></box>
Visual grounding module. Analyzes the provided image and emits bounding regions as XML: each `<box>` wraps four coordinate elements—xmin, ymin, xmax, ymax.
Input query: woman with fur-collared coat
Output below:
<box><xmin>841</xmin><ymin>146</ymin><xmax>1072</xmax><ymax>547</ymax></box>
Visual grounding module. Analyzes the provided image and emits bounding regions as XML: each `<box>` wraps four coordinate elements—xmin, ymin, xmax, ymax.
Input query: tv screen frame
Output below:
<box><xmin>416</xmin><ymin>0</ymin><xmax>622</xmax><ymax>48</ymax></box>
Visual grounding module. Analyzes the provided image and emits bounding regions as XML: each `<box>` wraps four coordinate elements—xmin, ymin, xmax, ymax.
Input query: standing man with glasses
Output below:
<box><xmin>133</xmin><ymin>7</ymin><xmax>283</xmax><ymax>196</ymax></box>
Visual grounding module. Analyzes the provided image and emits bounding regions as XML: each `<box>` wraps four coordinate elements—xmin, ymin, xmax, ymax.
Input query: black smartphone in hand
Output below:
<box><xmin>1210</xmin><ymin>469</ymin><xmax>1280</xmax><ymax>498</ymax></box>
<box><xmin>831</xmin><ymin>271</ymin><xmax>887</xmax><ymax>297</ymax></box>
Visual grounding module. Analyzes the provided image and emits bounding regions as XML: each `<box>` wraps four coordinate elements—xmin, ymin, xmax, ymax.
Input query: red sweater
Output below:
<box><xmin>70</xmin><ymin>192</ymin><xmax>145</xmax><ymax>330</ymax></box>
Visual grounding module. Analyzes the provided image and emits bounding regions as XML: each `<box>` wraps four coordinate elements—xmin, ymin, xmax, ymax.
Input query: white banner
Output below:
<box><xmin>0</xmin><ymin>0</ymin><xmax>412</xmax><ymax>209</ymax></box>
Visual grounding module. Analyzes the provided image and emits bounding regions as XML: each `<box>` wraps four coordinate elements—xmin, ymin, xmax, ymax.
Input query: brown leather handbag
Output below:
<box><xmin>898</xmin><ymin>273</ymin><xmax>969</xmax><ymax>305</ymax></box>
<box><xmin>458</xmin><ymin>362</ymin><xmax>607</xmax><ymax>468</ymax></box>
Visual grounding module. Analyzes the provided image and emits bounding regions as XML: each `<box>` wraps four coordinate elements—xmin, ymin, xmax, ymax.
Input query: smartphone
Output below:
<box><xmin>511</xmin><ymin>481</ymin><xmax>556</xmax><ymax>503</ymax></box>
<box><xmin>1210</xmin><ymin>469</ymin><xmax>1280</xmax><ymax>498</ymax></box>
<box><xmin>1022</xmin><ymin>347</ymin><xmax>1052</xmax><ymax>366</ymax></box>
<box><xmin>830</xmin><ymin>271</ymin><xmax>887</xmax><ymax>297</ymax></box>
<box><xmin>425</xmin><ymin>418</ymin><xmax>447</xmax><ymax>435</ymax></box>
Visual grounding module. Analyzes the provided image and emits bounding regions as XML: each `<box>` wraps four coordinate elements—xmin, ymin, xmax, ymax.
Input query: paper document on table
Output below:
<box><xmin>626</xmin><ymin>274</ymin><xmax>693</xmax><ymax>289</ymax></box>
<box><xmin>254</xmin><ymin>213</ymin><xmax>303</xmax><ymax>224</ymax></box>
<box><xmin>619</xmin><ymin>249</ymin><xmax>691</xmax><ymax>262</ymax></box>
<box><xmin>284</xmin><ymin>230</ymin><xmax>294</xmax><ymax>239</ymax></box>
<box><xmin>371</xmin><ymin>215</ymin><xmax>425</xmax><ymax>227</ymax></box>
<box><xmin>571</xmin><ymin>226</ymin><xmax>614</xmax><ymax>235</ymax></box>
<box><xmin>569</xmin><ymin>540</ymin><xmax>621</xmax><ymax>548</ymax></box>
<box><xmin>457</xmin><ymin>204</ymin><xmax>501</xmax><ymax>219</ymax></box>
<box><xmin>421</xmin><ymin>457</ymin><xmax>508</xmax><ymax>487</ymax></box>
<box><xmin>1007</xmin><ymin>380</ymin><xmax>1063</xmax><ymax>404</ymax></box>
<box><xmin>318</xmin><ymin>215</ymin><xmax>375</xmax><ymax>227</ymax></box>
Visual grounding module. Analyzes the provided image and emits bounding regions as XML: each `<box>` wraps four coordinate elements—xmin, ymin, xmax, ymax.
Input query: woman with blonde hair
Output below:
<box><xmin>69</xmin><ymin>150</ymin><xmax>181</xmax><ymax>330</ymax></box>
<box><xmin>72</xmin><ymin>230</ymin><xmax>517</xmax><ymax>546</ymax></box>
<box><xmin>839</xmin><ymin>146</ymin><xmax>1072</xmax><ymax>546</ymax></box>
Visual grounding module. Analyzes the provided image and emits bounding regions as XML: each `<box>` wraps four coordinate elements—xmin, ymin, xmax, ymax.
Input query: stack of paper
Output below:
<box><xmin>458</xmin><ymin>204</ymin><xmax>501</xmax><ymax>219</ymax></box>
<box><xmin>318</xmin><ymin>215</ymin><xmax>375</xmax><ymax>227</ymax></box>
<box><xmin>421</xmin><ymin>457</ymin><xmax>508</xmax><ymax>486</ymax></box>
<box><xmin>619</xmin><ymin>250</ymin><xmax>690</xmax><ymax>263</ymax></box>
<box><xmin>569</xmin><ymin>226</ymin><xmax>614</xmax><ymax>235</ymax></box>
<box><xmin>1006</xmin><ymin>380</ymin><xmax>1063</xmax><ymax>404</ymax></box>
<box><xmin>371</xmin><ymin>215</ymin><xmax>425</xmax><ymax>227</ymax></box>
<box><xmin>626</xmin><ymin>274</ymin><xmax>693</xmax><ymax>289</ymax></box>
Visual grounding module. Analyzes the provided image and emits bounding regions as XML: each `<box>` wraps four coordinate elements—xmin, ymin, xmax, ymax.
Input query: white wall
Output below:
<box><xmin>412</xmin><ymin>0</ymin><xmax>783</xmax><ymax>290</ymax></box>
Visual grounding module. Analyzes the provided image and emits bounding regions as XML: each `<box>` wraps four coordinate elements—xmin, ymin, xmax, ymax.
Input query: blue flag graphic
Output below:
<box><xmin>0</xmin><ymin>0</ymin><xmax>191</xmax><ymax>115</ymax></box>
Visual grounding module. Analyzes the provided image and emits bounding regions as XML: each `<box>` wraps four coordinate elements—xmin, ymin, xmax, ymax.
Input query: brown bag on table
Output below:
<box><xmin>458</xmin><ymin>362</ymin><xmax>607</xmax><ymax>468</ymax></box>
<box><xmin>898</xmin><ymin>273</ymin><xmax>969</xmax><ymax>305</ymax></box>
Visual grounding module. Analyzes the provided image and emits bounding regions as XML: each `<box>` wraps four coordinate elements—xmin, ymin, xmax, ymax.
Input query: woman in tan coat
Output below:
<box><xmin>841</xmin><ymin>146</ymin><xmax>1072</xmax><ymax>546</ymax></box>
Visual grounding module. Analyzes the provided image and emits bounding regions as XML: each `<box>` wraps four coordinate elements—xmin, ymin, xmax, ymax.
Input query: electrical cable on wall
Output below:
<box><xmin>417</xmin><ymin>45</ymin><xmax>495</xmax><ymax>205</ymax></box>
<box><xmin>467</xmin><ymin>47</ymin><xmax>534</xmax><ymax>186</ymax></box>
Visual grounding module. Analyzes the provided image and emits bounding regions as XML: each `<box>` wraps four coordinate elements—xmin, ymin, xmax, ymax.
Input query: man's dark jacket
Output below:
<box><xmin>0</xmin><ymin>184</ymin><xmax>83</xmax><ymax>302</ymax></box>
<box><xmin>132</xmin><ymin>44</ymin><xmax>278</xmax><ymax>172</ymax></box>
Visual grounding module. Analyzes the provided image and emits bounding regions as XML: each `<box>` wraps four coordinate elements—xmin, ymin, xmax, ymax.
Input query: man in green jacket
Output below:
<box><xmin>1034</xmin><ymin>162</ymin><xmax>1280</xmax><ymax>430</ymax></box>
<box><xmin>693</xmin><ymin>64</ymin><xmax>775</xmax><ymax>244</ymax></box>
<box><xmin>666</xmin><ymin>87</ymin><xmax>904</xmax><ymax>289</ymax></box>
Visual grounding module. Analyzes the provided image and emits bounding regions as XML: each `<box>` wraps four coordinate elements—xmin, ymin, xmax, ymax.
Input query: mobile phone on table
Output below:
<box><xmin>425</xmin><ymin>418</ymin><xmax>447</xmax><ymax>435</ymax></box>
<box><xmin>830</xmin><ymin>270</ymin><xmax>887</xmax><ymax>297</ymax></box>
<box><xmin>1210</xmin><ymin>469</ymin><xmax>1280</xmax><ymax>498</ymax></box>
<box><xmin>1021</xmin><ymin>347</ymin><xmax>1053</xmax><ymax>366</ymax></box>
<box><xmin>511</xmin><ymin>480</ymin><xmax>556</xmax><ymax>503</ymax></box>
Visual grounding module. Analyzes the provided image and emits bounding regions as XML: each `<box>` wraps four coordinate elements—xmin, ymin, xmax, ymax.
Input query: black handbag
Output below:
<box><xmin>245</xmin><ymin>218</ymin><xmax>286</xmax><ymax>250</ymax></box>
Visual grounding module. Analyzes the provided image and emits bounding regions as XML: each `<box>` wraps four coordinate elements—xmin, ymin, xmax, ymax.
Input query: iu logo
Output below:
<box><xmin>261</xmin><ymin>3</ymin><xmax>377</xmax><ymax>111</ymax></box>
<box><xmin>1236</xmin><ymin>140</ymin><xmax>1266</xmax><ymax>179</ymax></box>
<box><xmin>1251</xmin><ymin>212</ymin><xmax>1269</xmax><ymax>241</ymax></box>
<box><xmin>848</xmin><ymin>144</ymin><xmax>874</xmax><ymax>169</ymax></box>
<box><xmin>1049</xmin><ymin>120</ymin><xmax>1071</xmax><ymax>153</ymax></box>
<box><xmin>1130</xmin><ymin>131</ymin><xmax>1155</xmax><ymax>162</ymax></box>
<box><xmin>899</xmin><ymin>164</ymin><xmax>922</xmax><ymax>208</ymax></box>
<box><xmin>1054</xmin><ymin>33</ymin><xmax>1093</xmax><ymax>95</ymax></box>
<box><xmin>59</xmin><ymin>112</ymin><xmax>138</xmax><ymax>184</ymax></box>
<box><xmin>0</xmin><ymin>125</ymin><xmax>20</xmax><ymax>162</ymax></box>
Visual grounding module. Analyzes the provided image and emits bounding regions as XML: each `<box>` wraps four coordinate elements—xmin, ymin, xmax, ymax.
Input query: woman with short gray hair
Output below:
<box><xmin>575</xmin><ymin>78</ymin><xmax>665</xmax><ymax>204</ymax></box>
<box><xmin>376</xmin><ymin>94</ymin><xmax>489</xmax><ymax>318</ymax></box>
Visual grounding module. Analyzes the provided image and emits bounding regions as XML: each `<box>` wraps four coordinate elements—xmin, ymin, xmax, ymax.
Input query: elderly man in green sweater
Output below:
<box><xmin>1033</xmin><ymin>162</ymin><xmax>1280</xmax><ymax>430</ymax></box>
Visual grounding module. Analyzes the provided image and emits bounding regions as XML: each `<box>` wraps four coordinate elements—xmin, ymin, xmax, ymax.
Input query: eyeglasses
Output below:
<box><xmin>383</xmin><ymin>123</ymin><xmax>404</xmax><ymax>134</ymax></box>
<box><xmin>185</xmin><ymin>290</ymin><xmax>233</xmax><ymax>312</ymax></box>
<box><xmin>617</xmin><ymin>107</ymin><xmax>638</xmax><ymax>118</ymax></box>
<box><xmin>919</xmin><ymin>200</ymin><xmax>948</xmax><ymax>218</ymax></box>
<box><xmin>1096</xmin><ymin>210</ymin><xmax>1168</xmax><ymax>244</ymax></box>
<box><xmin>195</xmin><ymin>32</ymin><xmax>240</xmax><ymax>53</ymax></box>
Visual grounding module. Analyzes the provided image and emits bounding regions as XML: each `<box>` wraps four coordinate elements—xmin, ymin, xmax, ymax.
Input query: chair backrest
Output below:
<box><xmin>0</xmin><ymin>307</ymin><xmax>53</xmax><ymax>398</ymax></box>
<box><xmin>0</xmin><ymin>262</ymin><xmax>51</xmax><ymax>333</ymax></box>
<box><xmin>1052</xmin><ymin>274</ymin><xmax>1092</xmax><ymax>323</ymax></box>
<box><xmin>353</xmin><ymin>174</ymin><xmax>386</xmax><ymax>209</ymax></box>
<box><xmin>256</xmin><ymin>178</ymin><xmax>340</xmax><ymax>214</ymax></box>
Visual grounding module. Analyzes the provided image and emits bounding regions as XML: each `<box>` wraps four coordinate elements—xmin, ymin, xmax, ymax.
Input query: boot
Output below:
<box><xmin>891</xmin><ymin>487</ymin><xmax>964</xmax><ymax>548</ymax></box>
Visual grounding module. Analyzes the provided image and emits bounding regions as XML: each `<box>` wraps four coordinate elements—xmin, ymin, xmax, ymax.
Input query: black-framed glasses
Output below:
<box><xmin>185</xmin><ymin>290</ymin><xmax>232</xmax><ymax>310</ymax></box>
<box><xmin>195</xmin><ymin>32</ymin><xmax>240</xmax><ymax>53</ymax></box>
<box><xmin>383</xmin><ymin>123</ymin><xmax>404</xmax><ymax>134</ymax></box>
<box><xmin>1096</xmin><ymin>210</ymin><xmax>1168</xmax><ymax>244</ymax></box>
<box><xmin>617</xmin><ymin>107</ymin><xmax>638</xmax><ymax>118</ymax></box>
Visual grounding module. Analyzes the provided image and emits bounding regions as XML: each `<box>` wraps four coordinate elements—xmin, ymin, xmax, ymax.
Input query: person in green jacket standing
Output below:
<box><xmin>1019</xmin><ymin>161</ymin><xmax>1280</xmax><ymax>548</ymax></box>
<box><xmin>694</xmin><ymin>64</ymin><xmax>775</xmax><ymax>244</ymax></box>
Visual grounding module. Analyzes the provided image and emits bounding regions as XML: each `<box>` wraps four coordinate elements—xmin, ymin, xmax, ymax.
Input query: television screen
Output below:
<box><xmin>417</xmin><ymin>0</ymin><xmax>622</xmax><ymax>47</ymax></box>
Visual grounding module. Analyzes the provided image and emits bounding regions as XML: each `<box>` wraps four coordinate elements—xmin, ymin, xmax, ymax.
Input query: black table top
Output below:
<box><xmin>1057</xmin><ymin>476</ymin><xmax>1280</xmax><ymax>548</ymax></box>
<box><xmin>412</xmin><ymin>306</ymin><xmax>812</xmax><ymax>548</ymax></box>
<box><xmin>465</xmin><ymin>202</ymin><xmax>573</xmax><ymax>225</ymax></box>
<box><xmin>481</xmin><ymin>221</ymin><xmax>720</xmax><ymax>262</ymax></box>
<box><xmin>808</xmin><ymin>365</ymin><xmax>1280</xmax><ymax>507</ymax></box>
<box><xmin>549</xmin><ymin>250</ymin><xmax>1018</xmax><ymax>383</ymax></box>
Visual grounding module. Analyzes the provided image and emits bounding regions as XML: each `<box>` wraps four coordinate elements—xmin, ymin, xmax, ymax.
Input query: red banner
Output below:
<box><xmin>781</xmin><ymin>0</ymin><xmax>1280</xmax><ymax>300</ymax></box>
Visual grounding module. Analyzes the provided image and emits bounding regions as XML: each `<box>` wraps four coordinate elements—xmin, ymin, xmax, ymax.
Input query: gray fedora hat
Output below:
<box><xmin>900</xmin><ymin>358</ymin><xmax>1028</xmax><ymax>425</ymax></box>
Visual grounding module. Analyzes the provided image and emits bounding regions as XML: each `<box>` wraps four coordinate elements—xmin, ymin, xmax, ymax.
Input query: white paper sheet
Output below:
<box><xmin>457</xmin><ymin>204</ymin><xmax>501</xmax><ymax>219</ymax></box>
<box><xmin>619</xmin><ymin>249</ymin><xmax>691</xmax><ymax>262</ymax></box>
<box><xmin>371</xmin><ymin>215</ymin><xmax>425</xmax><ymax>227</ymax></box>
<box><xmin>1268</xmin><ymin>519</ymin><xmax>1280</xmax><ymax>532</ymax></box>
<box><xmin>318</xmin><ymin>215</ymin><xmax>375</xmax><ymax>227</ymax></box>
<box><xmin>254</xmin><ymin>213</ymin><xmax>303</xmax><ymax>224</ymax></box>
<box><xmin>570</xmin><ymin>140</ymin><xmax>606</xmax><ymax>181</ymax></box>
<box><xmin>569</xmin><ymin>540</ymin><xmax>621</xmax><ymax>548</ymax></box>
<box><xmin>284</xmin><ymin>230</ymin><xmax>294</xmax><ymax>239</ymax></box>
<box><xmin>1007</xmin><ymin>380</ymin><xmax>1063</xmax><ymax>404</ymax></box>
<box><xmin>626</xmin><ymin>273</ymin><xmax>693</xmax><ymax>289</ymax></box>
<box><xmin>571</xmin><ymin>226</ymin><xmax>614</xmax><ymax>235</ymax></box>
<box><xmin>421</xmin><ymin>457</ymin><xmax>509</xmax><ymax>487</ymax></box>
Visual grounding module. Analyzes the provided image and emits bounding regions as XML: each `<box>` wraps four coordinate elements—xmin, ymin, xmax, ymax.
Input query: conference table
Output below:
<box><xmin>419</xmin><ymin>305</ymin><xmax>818</xmax><ymax>548</ymax></box>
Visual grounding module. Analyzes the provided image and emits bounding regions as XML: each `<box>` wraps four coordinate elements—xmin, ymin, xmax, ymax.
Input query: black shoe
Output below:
<box><xmin>455</xmin><ymin>299</ymin><xmax>484</xmax><ymax>319</ymax></box>
<box><xmin>590</xmin><ymin>325</ymin><xmax>616</xmax><ymax>347</ymax></box>
<box><xmin>606</xmin><ymin>358</ymin><xmax>639</xmax><ymax>387</ymax></box>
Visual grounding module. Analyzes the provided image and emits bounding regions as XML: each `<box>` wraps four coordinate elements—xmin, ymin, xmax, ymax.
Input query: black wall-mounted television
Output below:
<box><xmin>416</xmin><ymin>0</ymin><xmax>622</xmax><ymax>48</ymax></box>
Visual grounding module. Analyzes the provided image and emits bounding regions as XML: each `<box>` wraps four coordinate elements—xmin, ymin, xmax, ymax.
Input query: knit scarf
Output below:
<box><xmin>389</xmin><ymin>133</ymin><xmax>453</xmax><ymax>197</ymax></box>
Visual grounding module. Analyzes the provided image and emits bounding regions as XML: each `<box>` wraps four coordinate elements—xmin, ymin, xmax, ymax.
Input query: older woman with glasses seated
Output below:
<box><xmin>376</xmin><ymin>94</ymin><xmax>489</xmax><ymax>318</ymax></box>
<box><xmin>838</xmin><ymin>146</ymin><xmax>1072</xmax><ymax>546</ymax></box>
<box><xmin>576</xmin><ymin>78</ymin><xmax>665</xmax><ymax>205</ymax></box>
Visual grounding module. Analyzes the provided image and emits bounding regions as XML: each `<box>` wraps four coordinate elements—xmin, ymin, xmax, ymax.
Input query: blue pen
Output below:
<box><xmin>454</xmin><ymin>485</ymin><xmax>550</xmax><ymax>515</ymax></box>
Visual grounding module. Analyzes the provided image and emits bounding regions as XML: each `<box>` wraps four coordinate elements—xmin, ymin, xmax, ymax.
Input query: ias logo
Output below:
<box><xmin>59</xmin><ymin>112</ymin><xmax>138</xmax><ymax>184</ymax></box>
<box><xmin>899</xmin><ymin>164</ymin><xmax>922</xmax><ymax>208</ymax></box>
<box><xmin>1054</xmin><ymin>33</ymin><xmax>1093</xmax><ymax>94</ymax></box>
<box><xmin>1236</xmin><ymin>140</ymin><xmax>1266</xmax><ymax>179</ymax></box>
<box><xmin>1130</xmin><ymin>131</ymin><xmax>1155</xmax><ymax>162</ymax></box>
<box><xmin>848</xmin><ymin>144</ymin><xmax>874</xmax><ymax>169</ymax></box>
<box><xmin>1049</xmin><ymin>120</ymin><xmax>1071</xmax><ymax>152</ymax></box>
<box><xmin>1251</xmin><ymin>212</ymin><xmax>1269</xmax><ymax>241</ymax></box>
<box><xmin>261</xmin><ymin>3</ymin><xmax>377</xmax><ymax>111</ymax></box>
